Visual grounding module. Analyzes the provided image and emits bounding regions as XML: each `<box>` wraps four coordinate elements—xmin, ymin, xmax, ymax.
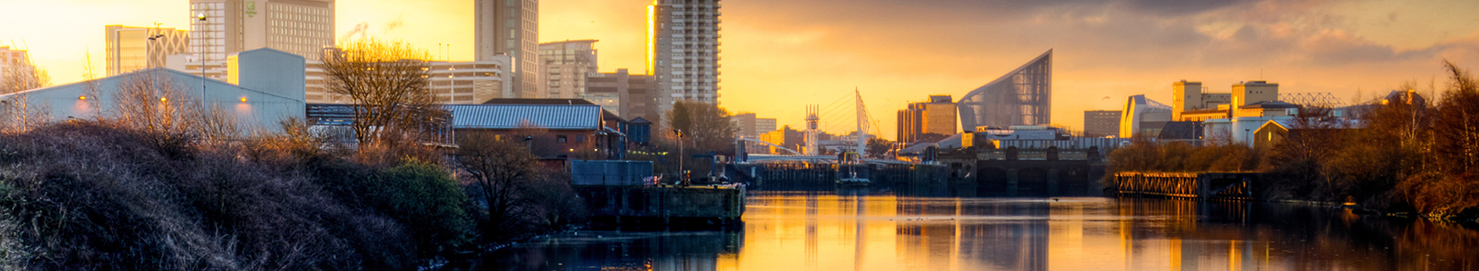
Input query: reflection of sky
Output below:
<box><xmin>494</xmin><ymin>194</ymin><xmax>1479</xmax><ymax>271</ymax></box>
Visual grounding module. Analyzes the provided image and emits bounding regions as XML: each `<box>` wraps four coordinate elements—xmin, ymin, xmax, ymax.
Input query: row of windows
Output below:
<box><xmin>269</xmin><ymin>4</ymin><xmax>331</xmax><ymax>16</ymax></box>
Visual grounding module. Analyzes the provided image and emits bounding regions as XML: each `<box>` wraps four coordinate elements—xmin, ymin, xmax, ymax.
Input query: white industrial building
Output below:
<box><xmin>0</xmin><ymin>48</ymin><xmax>307</xmax><ymax>134</ymax></box>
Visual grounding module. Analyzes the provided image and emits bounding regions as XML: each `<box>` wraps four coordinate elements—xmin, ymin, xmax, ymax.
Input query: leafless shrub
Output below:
<box><xmin>109</xmin><ymin>70</ymin><xmax>238</xmax><ymax>147</ymax></box>
<box><xmin>0</xmin><ymin>122</ymin><xmax>417</xmax><ymax>270</ymax></box>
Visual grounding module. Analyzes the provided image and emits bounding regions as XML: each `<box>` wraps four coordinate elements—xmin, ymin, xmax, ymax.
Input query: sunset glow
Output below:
<box><xmin>3</xmin><ymin>0</ymin><xmax>1477</xmax><ymax>139</ymax></box>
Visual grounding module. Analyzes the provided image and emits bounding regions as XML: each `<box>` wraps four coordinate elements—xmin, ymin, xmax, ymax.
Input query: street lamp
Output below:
<box><xmin>674</xmin><ymin>129</ymin><xmax>685</xmax><ymax>186</ymax></box>
<box><xmin>197</xmin><ymin>13</ymin><xmax>207</xmax><ymax>105</ymax></box>
<box><xmin>147</xmin><ymin>34</ymin><xmax>164</xmax><ymax>93</ymax></box>
<box><xmin>1244</xmin><ymin>128</ymin><xmax>1251</xmax><ymax>147</ymax></box>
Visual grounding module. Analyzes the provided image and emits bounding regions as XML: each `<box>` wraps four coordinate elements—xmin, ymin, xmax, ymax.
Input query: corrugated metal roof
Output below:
<box><xmin>447</xmin><ymin>104</ymin><xmax>602</xmax><ymax>130</ymax></box>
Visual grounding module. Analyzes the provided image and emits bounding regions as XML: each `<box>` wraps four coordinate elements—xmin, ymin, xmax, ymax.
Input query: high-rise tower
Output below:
<box><xmin>648</xmin><ymin>0</ymin><xmax>721</xmax><ymax>114</ymax></box>
<box><xmin>188</xmin><ymin>0</ymin><xmax>334</xmax><ymax>78</ymax></box>
<box><xmin>539</xmin><ymin>40</ymin><xmax>597</xmax><ymax>98</ymax></box>
<box><xmin>476</xmin><ymin>0</ymin><xmax>540</xmax><ymax>98</ymax></box>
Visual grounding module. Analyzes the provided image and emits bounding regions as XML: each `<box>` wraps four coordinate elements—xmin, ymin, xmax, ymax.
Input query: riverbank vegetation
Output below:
<box><xmin>0</xmin><ymin>39</ymin><xmax>586</xmax><ymax>270</ymax></box>
<box><xmin>1106</xmin><ymin>61</ymin><xmax>1479</xmax><ymax>220</ymax></box>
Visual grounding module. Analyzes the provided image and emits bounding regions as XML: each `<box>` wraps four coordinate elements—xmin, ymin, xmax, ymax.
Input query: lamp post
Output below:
<box><xmin>197</xmin><ymin>13</ymin><xmax>207</xmax><ymax>105</ymax></box>
<box><xmin>147</xmin><ymin>34</ymin><xmax>164</xmax><ymax>94</ymax></box>
<box><xmin>674</xmin><ymin>129</ymin><xmax>684</xmax><ymax>186</ymax></box>
<box><xmin>1244</xmin><ymin>128</ymin><xmax>1251</xmax><ymax>147</ymax></box>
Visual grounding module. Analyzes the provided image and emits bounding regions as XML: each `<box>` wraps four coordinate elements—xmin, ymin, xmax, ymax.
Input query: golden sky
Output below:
<box><xmin>3</xmin><ymin>0</ymin><xmax>1478</xmax><ymax>140</ymax></box>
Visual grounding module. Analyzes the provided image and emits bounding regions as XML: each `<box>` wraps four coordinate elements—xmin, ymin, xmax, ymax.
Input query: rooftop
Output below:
<box><xmin>447</xmin><ymin>104</ymin><xmax>603</xmax><ymax>130</ymax></box>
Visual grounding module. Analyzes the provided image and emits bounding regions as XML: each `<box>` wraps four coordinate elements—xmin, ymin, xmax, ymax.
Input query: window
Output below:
<box><xmin>576</xmin><ymin>135</ymin><xmax>586</xmax><ymax>143</ymax></box>
<box><xmin>557</xmin><ymin>135</ymin><xmax>567</xmax><ymax>143</ymax></box>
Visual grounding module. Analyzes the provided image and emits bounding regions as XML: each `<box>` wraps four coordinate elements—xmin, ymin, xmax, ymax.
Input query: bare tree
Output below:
<box><xmin>1435</xmin><ymin>60</ymin><xmax>1479</xmax><ymax>174</ymax></box>
<box><xmin>452</xmin><ymin>133</ymin><xmax>539</xmax><ymax>239</ymax></box>
<box><xmin>322</xmin><ymin>39</ymin><xmax>436</xmax><ymax>146</ymax></box>
<box><xmin>0</xmin><ymin>94</ymin><xmax>50</xmax><ymax>133</ymax></box>
<box><xmin>0</xmin><ymin>54</ymin><xmax>52</xmax><ymax>133</ymax></box>
<box><xmin>0</xmin><ymin>52</ymin><xmax>49</xmax><ymax>94</ymax></box>
<box><xmin>665</xmin><ymin>101</ymin><xmax>739</xmax><ymax>154</ymax></box>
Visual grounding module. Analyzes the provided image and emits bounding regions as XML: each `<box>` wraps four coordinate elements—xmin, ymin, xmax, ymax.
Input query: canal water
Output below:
<box><xmin>477</xmin><ymin>191</ymin><xmax>1479</xmax><ymax>270</ymax></box>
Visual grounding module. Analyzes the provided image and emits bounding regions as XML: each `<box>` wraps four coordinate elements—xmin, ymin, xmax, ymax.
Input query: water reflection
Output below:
<box><xmin>477</xmin><ymin>192</ymin><xmax>1479</xmax><ymax>270</ymax></box>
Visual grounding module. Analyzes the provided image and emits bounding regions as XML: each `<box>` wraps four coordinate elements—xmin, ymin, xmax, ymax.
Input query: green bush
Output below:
<box><xmin>367</xmin><ymin>160</ymin><xmax>475</xmax><ymax>256</ymax></box>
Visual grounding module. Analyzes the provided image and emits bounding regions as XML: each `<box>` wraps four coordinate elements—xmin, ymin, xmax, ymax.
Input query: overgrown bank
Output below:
<box><xmin>0</xmin><ymin>122</ymin><xmax>584</xmax><ymax>270</ymax></box>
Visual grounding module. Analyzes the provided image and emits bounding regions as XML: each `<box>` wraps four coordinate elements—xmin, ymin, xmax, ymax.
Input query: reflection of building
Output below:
<box><xmin>1118</xmin><ymin>95</ymin><xmax>1172</xmax><ymax>138</ymax></box>
<box><xmin>897</xmin><ymin>95</ymin><xmax>958</xmax><ymax>145</ymax></box>
<box><xmin>0</xmin><ymin>48</ymin><xmax>307</xmax><ymax>134</ymax></box>
<box><xmin>648</xmin><ymin>0</ymin><xmax>722</xmax><ymax>113</ymax></box>
<box><xmin>475</xmin><ymin>0</ymin><xmax>539</xmax><ymax>98</ymax></box>
<box><xmin>958</xmin><ymin>50</ymin><xmax>1051</xmax><ymax>131</ymax></box>
<box><xmin>105</xmin><ymin>25</ymin><xmax>190</xmax><ymax>76</ymax></box>
<box><xmin>1082</xmin><ymin>110</ymin><xmax>1121</xmax><ymax>137</ymax></box>
<box><xmin>585</xmin><ymin>68</ymin><xmax>659</xmax><ymax>120</ymax></box>
<box><xmin>539</xmin><ymin>40</ymin><xmax>598</xmax><ymax>98</ymax></box>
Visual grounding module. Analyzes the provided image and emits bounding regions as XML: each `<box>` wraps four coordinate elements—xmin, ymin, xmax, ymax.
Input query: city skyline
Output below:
<box><xmin>2</xmin><ymin>0</ymin><xmax>1478</xmax><ymax>140</ymax></box>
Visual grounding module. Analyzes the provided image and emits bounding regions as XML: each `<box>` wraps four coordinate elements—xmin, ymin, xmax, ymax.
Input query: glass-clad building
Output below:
<box><xmin>958</xmin><ymin>50</ymin><xmax>1052</xmax><ymax>132</ymax></box>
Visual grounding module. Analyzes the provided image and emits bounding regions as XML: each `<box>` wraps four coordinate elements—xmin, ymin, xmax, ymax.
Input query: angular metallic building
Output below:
<box><xmin>958</xmin><ymin>50</ymin><xmax>1052</xmax><ymax>132</ymax></box>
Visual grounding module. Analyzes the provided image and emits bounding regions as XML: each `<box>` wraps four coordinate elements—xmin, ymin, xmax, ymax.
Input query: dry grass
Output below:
<box><xmin>0</xmin><ymin>122</ymin><xmax>419</xmax><ymax>270</ymax></box>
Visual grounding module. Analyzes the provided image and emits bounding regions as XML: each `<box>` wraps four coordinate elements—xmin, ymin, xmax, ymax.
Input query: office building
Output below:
<box><xmin>303</xmin><ymin>56</ymin><xmax>512</xmax><ymax>104</ymax></box>
<box><xmin>585</xmin><ymin>68</ymin><xmax>658</xmax><ymax>121</ymax></box>
<box><xmin>1118</xmin><ymin>95</ymin><xmax>1172</xmax><ymax>138</ymax></box>
<box><xmin>897</xmin><ymin>95</ymin><xmax>958</xmax><ymax>144</ymax></box>
<box><xmin>1232</xmin><ymin>80</ymin><xmax>1279</xmax><ymax>108</ymax></box>
<box><xmin>540</xmin><ymin>40</ymin><xmax>598</xmax><ymax>98</ymax></box>
<box><xmin>426</xmin><ymin>58</ymin><xmax>513</xmax><ymax>104</ymax></box>
<box><xmin>1082</xmin><ymin>110</ymin><xmax>1121</xmax><ymax>137</ymax></box>
<box><xmin>755</xmin><ymin>118</ymin><xmax>776</xmax><ymax>136</ymax></box>
<box><xmin>958</xmin><ymin>50</ymin><xmax>1051</xmax><ymax>131</ymax></box>
<box><xmin>648</xmin><ymin>0</ymin><xmax>722</xmax><ymax>113</ymax></box>
<box><xmin>187</xmin><ymin>0</ymin><xmax>335</xmax><ymax>79</ymax></box>
<box><xmin>105</xmin><ymin>25</ymin><xmax>190</xmax><ymax>76</ymax></box>
<box><xmin>1170</xmin><ymin>80</ymin><xmax>1230</xmax><ymax>120</ymax></box>
<box><xmin>732</xmin><ymin>112</ymin><xmax>777</xmax><ymax>140</ymax></box>
<box><xmin>475</xmin><ymin>0</ymin><xmax>540</xmax><ymax>98</ymax></box>
<box><xmin>760</xmin><ymin>125</ymin><xmax>804</xmax><ymax>154</ymax></box>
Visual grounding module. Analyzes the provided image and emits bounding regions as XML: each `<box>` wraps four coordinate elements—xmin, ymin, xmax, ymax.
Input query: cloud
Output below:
<box><xmin>383</xmin><ymin>15</ymin><xmax>405</xmax><ymax>35</ymax></box>
<box><xmin>714</xmin><ymin>0</ymin><xmax>1479</xmax><ymax>136</ymax></box>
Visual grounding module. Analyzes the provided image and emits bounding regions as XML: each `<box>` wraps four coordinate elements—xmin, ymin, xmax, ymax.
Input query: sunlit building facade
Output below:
<box><xmin>897</xmin><ymin>95</ymin><xmax>958</xmax><ymax>144</ymax></box>
<box><xmin>105</xmin><ymin>25</ymin><xmax>190</xmax><ymax>76</ymax></box>
<box><xmin>1118</xmin><ymin>94</ymin><xmax>1172</xmax><ymax>138</ymax></box>
<box><xmin>186</xmin><ymin>0</ymin><xmax>334</xmax><ymax>79</ymax></box>
<box><xmin>958</xmin><ymin>50</ymin><xmax>1052</xmax><ymax>132</ymax></box>
<box><xmin>476</xmin><ymin>0</ymin><xmax>540</xmax><ymax>98</ymax></box>
<box><xmin>649</xmin><ymin>0</ymin><xmax>722</xmax><ymax>113</ymax></box>
<box><xmin>540</xmin><ymin>40</ymin><xmax>598</xmax><ymax>99</ymax></box>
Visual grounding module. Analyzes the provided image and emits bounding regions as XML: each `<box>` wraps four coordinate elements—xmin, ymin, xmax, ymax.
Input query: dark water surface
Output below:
<box><xmin>477</xmin><ymin>191</ymin><xmax>1479</xmax><ymax>270</ymax></box>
